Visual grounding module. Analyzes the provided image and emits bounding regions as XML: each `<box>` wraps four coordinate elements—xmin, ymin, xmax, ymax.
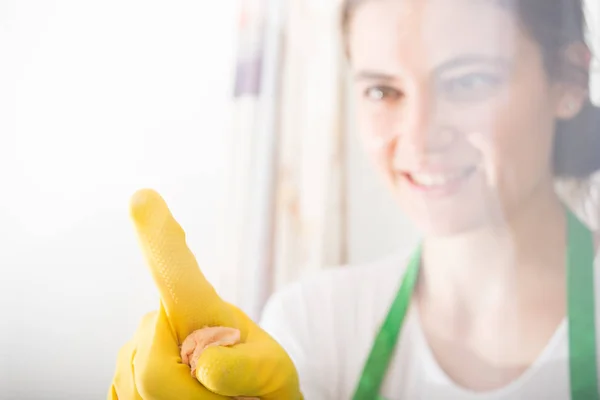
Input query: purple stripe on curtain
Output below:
<box><xmin>233</xmin><ymin>0</ymin><xmax>267</xmax><ymax>98</ymax></box>
<box><xmin>234</xmin><ymin>57</ymin><xmax>264</xmax><ymax>97</ymax></box>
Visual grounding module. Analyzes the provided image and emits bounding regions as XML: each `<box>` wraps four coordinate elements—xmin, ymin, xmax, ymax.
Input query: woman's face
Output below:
<box><xmin>348</xmin><ymin>0</ymin><xmax>570</xmax><ymax>236</ymax></box>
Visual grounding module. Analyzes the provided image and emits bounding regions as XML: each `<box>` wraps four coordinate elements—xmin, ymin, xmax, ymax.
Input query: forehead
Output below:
<box><xmin>347</xmin><ymin>0</ymin><xmax>523</xmax><ymax>72</ymax></box>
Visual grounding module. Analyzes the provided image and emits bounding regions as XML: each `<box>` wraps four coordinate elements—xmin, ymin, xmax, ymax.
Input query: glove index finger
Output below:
<box><xmin>130</xmin><ymin>189</ymin><xmax>236</xmax><ymax>342</ymax></box>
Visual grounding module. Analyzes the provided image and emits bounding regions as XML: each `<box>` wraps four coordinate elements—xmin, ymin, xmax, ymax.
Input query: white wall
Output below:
<box><xmin>0</xmin><ymin>1</ymin><xmax>237</xmax><ymax>398</ymax></box>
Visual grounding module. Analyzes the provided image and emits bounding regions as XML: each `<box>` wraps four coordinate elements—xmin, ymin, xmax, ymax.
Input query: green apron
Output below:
<box><xmin>352</xmin><ymin>209</ymin><xmax>598</xmax><ymax>400</ymax></box>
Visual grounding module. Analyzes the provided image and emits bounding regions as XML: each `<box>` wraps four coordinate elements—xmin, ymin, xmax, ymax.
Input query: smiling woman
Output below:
<box><xmin>343</xmin><ymin>0</ymin><xmax>599</xmax><ymax>235</ymax></box>
<box><xmin>267</xmin><ymin>0</ymin><xmax>599</xmax><ymax>398</ymax></box>
<box><xmin>334</xmin><ymin>0</ymin><xmax>600</xmax><ymax>398</ymax></box>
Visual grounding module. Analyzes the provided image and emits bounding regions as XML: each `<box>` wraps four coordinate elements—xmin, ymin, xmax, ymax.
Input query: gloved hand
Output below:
<box><xmin>108</xmin><ymin>189</ymin><xmax>302</xmax><ymax>400</ymax></box>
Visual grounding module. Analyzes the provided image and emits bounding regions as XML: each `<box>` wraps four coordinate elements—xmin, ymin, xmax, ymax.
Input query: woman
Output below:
<box><xmin>109</xmin><ymin>0</ymin><xmax>600</xmax><ymax>399</ymax></box>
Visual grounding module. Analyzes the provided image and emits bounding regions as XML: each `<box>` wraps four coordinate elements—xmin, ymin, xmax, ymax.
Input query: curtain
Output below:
<box><xmin>271</xmin><ymin>0</ymin><xmax>348</xmax><ymax>292</ymax></box>
<box><xmin>216</xmin><ymin>0</ymin><xmax>347</xmax><ymax>320</ymax></box>
<box><xmin>586</xmin><ymin>0</ymin><xmax>599</xmax><ymax>103</ymax></box>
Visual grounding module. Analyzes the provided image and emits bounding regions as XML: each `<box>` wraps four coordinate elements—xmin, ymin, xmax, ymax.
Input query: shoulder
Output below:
<box><xmin>258</xmin><ymin>250</ymin><xmax>411</xmax><ymax>398</ymax></box>
<box><xmin>558</xmin><ymin>171</ymin><xmax>600</xmax><ymax>231</ymax></box>
<box><xmin>260</xmin><ymin>249</ymin><xmax>410</xmax><ymax>328</ymax></box>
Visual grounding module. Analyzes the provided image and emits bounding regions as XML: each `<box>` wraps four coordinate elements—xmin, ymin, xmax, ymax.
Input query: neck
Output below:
<box><xmin>417</xmin><ymin>185</ymin><xmax>567</xmax><ymax>317</ymax></box>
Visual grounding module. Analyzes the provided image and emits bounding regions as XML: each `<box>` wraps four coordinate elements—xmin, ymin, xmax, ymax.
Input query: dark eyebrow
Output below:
<box><xmin>434</xmin><ymin>55</ymin><xmax>511</xmax><ymax>75</ymax></box>
<box><xmin>353</xmin><ymin>55</ymin><xmax>511</xmax><ymax>82</ymax></box>
<box><xmin>353</xmin><ymin>70</ymin><xmax>397</xmax><ymax>82</ymax></box>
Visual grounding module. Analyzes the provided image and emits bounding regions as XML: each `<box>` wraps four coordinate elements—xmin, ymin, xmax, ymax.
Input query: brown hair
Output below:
<box><xmin>340</xmin><ymin>0</ymin><xmax>600</xmax><ymax>178</ymax></box>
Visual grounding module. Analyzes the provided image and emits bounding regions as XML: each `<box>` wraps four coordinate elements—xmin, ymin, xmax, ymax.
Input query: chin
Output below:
<box><xmin>393</xmin><ymin>191</ymin><xmax>499</xmax><ymax>239</ymax></box>
<box><xmin>387</xmin><ymin>166</ymin><xmax>509</xmax><ymax>238</ymax></box>
<box><xmin>413</xmin><ymin>215</ymin><xmax>486</xmax><ymax>238</ymax></box>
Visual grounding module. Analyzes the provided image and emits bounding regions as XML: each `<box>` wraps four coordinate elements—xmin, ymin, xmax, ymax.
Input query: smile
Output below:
<box><xmin>409</xmin><ymin>167</ymin><xmax>476</xmax><ymax>187</ymax></box>
<box><xmin>400</xmin><ymin>166</ymin><xmax>478</xmax><ymax>196</ymax></box>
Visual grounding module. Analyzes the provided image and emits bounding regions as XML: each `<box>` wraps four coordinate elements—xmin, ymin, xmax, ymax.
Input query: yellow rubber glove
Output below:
<box><xmin>108</xmin><ymin>189</ymin><xmax>302</xmax><ymax>400</ymax></box>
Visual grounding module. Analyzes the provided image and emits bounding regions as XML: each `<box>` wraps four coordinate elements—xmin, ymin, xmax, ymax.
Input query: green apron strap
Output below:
<box><xmin>352</xmin><ymin>246</ymin><xmax>421</xmax><ymax>400</ymax></box>
<box><xmin>567</xmin><ymin>210</ymin><xmax>599</xmax><ymax>399</ymax></box>
<box><xmin>352</xmin><ymin>210</ymin><xmax>598</xmax><ymax>400</ymax></box>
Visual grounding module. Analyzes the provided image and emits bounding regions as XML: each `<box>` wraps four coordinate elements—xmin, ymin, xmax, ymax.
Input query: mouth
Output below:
<box><xmin>400</xmin><ymin>166</ymin><xmax>478</xmax><ymax>196</ymax></box>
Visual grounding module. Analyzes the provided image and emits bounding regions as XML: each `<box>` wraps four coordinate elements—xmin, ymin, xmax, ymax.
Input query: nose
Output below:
<box><xmin>398</xmin><ymin>93</ymin><xmax>455</xmax><ymax>154</ymax></box>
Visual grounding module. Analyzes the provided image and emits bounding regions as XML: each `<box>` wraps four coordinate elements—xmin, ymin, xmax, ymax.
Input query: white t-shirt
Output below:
<box><xmin>259</xmin><ymin>246</ymin><xmax>600</xmax><ymax>400</ymax></box>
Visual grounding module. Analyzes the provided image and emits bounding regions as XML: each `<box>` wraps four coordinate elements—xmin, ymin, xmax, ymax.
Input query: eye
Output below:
<box><xmin>363</xmin><ymin>86</ymin><xmax>402</xmax><ymax>102</ymax></box>
<box><xmin>439</xmin><ymin>73</ymin><xmax>504</xmax><ymax>101</ymax></box>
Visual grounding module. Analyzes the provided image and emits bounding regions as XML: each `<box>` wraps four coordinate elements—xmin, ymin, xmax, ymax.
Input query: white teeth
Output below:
<box><xmin>410</xmin><ymin>169</ymin><xmax>472</xmax><ymax>187</ymax></box>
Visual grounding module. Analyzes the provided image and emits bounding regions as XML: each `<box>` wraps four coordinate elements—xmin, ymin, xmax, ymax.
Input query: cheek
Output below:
<box><xmin>498</xmin><ymin>100</ymin><xmax>554</xmax><ymax>172</ymax></box>
<box><xmin>473</xmin><ymin>95</ymin><xmax>556</xmax><ymax>201</ymax></box>
<box><xmin>355</xmin><ymin>108</ymin><xmax>396</xmax><ymax>178</ymax></box>
<box><xmin>492</xmin><ymin>59</ymin><xmax>557</xmax><ymax>184</ymax></box>
<box><xmin>356</xmin><ymin>102</ymin><xmax>398</xmax><ymax>141</ymax></box>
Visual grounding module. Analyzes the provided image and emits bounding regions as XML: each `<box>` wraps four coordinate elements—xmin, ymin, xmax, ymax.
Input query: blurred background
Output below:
<box><xmin>0</xmin><ymin>0</ymin><xmax>598</xmax><ymax>398</ymax></box>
